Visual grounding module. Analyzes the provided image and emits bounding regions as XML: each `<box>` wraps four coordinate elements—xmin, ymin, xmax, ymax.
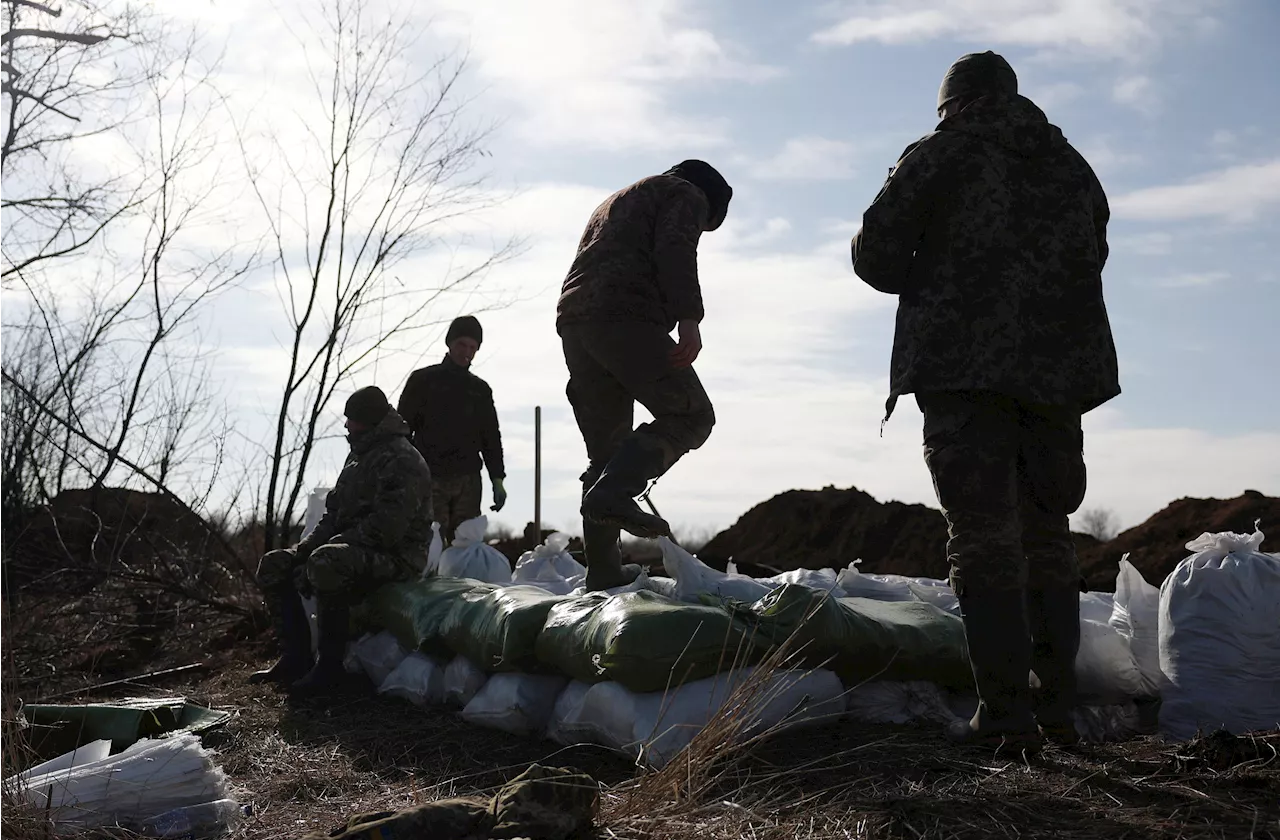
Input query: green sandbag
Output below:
<box><xmin>441</xmin><ymin>585</ymin><xmax>571</xmax><ymax>672</ymax></box>
<box><xmin>362</xmin><ymin>577</ymin><xmax>497</xmax><ymax>656</ymax></box>
<box><xmin>534</xmin><ymin>589</ymin><xmax>759</xmax><ymax>692</ymax></box>
<box><xmin>729</xmin><ymin>584</ymin><xmax>974</xmax><ymax>690</ymax></box>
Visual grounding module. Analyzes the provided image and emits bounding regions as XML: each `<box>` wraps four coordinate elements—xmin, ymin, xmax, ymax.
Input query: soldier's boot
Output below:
<box><xmin>582</xmin><ymin>519</ymin><xmax>642</xmax><ymax>591</ymax></box>
<box><xmin>581</xmin><ymin>434</ymin><xmax>672</xmax><ymax>539</ymax></box>
<box><xmin>1029</xmin><ymin>587</ymin><xmax>1082</xmax><ymax>745</ymax></box>
<box><xmin>947</xmin><ymin>590</ymin><xmax>1042</xmax><ymax>756</ymax></box>
<box><xmin>248</xmin><ymin>591</ymin><xmax>312</xmax><ymax>685</ymax></box>
<box><xmin>290</xmin><ymin>599</ymin><xmax>350</xmax><ymax>696</ymax></box>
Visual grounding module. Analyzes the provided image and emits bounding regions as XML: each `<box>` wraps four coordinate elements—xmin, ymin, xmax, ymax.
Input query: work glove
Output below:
<box><xmin>491</xmin><ymin>478</ymin><xmax>507</xmax><ymax>512</ymax></box>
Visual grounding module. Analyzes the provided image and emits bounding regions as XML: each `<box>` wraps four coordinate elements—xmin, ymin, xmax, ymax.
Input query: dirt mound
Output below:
<box><xmin>697</xmin><ymin>485</ymin><xmax>956</xmax><ymax>579</ymax></box>
<box><xmin>1078</xmin><ymin>489</ymin><xmax>1280</xmax><ymax>590</ymax></box>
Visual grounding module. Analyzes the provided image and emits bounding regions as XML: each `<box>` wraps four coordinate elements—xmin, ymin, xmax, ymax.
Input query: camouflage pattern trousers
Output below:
<box><xmin>918</xmin><ymin>390</ymin><xmax>1086</xmax><ymax>597</ymax></box>
<box><xmin>561</xmin><ymin>321</ymin><xmax>715</xmax><ymax>482</ymax></box>
<box><xmin>431</xmin><ymin>471</ymin><xmax>483</xmax><ymax>544</ymax></box>
<box><xmin>256</xmin><ymin>543</ymin><xmax>422</xmax><ymax>602</ymax></box>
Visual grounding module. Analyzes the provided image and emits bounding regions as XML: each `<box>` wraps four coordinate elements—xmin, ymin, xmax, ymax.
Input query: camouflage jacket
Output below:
<box><xmin>297</xmin><ymin>408</ymin><xmax>434</xmax><ymax>559</ymax></box>
<box><xmin>397</xmin><ymin>355</ymin><xmax>504</xmax><ymax>480</ymax></box>
<box><xmin>557</xmin><ymin>174</ymin><xmax>709</xmax><ymax>331</ymax></box>
<box><xmin>851</xmin><ymin>94</ymin><xmax>1120</xmax><ymax>419</ymax></box>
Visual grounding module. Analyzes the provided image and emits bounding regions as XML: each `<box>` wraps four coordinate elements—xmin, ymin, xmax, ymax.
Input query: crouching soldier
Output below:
<box><xmin>250</xmin><ymin>386</ymin><xmax>434</xmax><ymax>694</ymax></box>
<box><xmin>557</xmin><ymin>160</ymin><xmax>732</xmax><ymax>590</ymax></box>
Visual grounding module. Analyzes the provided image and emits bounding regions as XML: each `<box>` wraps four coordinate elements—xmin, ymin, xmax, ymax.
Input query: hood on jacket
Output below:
<box><xmin>939</xmin><ymin>94</ymin><xmax>1067</xmax><ymax>158</ymax></box>
<box><xmin>349</xmin><ymin>407</ymin><xmax>412</xmax><ymax>453</ymax></box>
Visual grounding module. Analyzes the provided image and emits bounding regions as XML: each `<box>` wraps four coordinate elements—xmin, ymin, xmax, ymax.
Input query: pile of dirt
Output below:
<box><xmin>1078</xmin><ymin>489</ymin><xmax>1280</xmax><ymax>590</ymax></box>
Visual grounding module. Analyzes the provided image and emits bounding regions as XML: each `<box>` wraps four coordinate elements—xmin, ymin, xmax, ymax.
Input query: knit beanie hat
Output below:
<box><xmin>937</xmin><ymin>51</ymin><xmax>1018</xmax><ymax>112</ymax></box>
<box><xmin>344</xmin><ymin>385</ymin><xmax>390</xmax><ymax>427</ymax></box>
<box><xmin>664</xmin><ymin>160</ymin><xmax>733</xmax><ymax>231</ymax></box>
<box><xmin>445</xmin><ymin>315</ymin><xmax>483</xmax><ymax>347</ymax></box>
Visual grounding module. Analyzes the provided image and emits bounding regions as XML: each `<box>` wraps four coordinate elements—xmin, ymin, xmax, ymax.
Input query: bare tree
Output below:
<box><xmin>240</xmin><ymin>0</ymin><xmax>517</xmax><ymax>551</ymax></box>
<box><xmin>1078</xmin><ymin>507</ymin><xmax>1120</xmax><ymax>542</ymax></box>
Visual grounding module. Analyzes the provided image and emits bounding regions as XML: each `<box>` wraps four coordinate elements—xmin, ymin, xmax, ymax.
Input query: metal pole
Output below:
<box><xmin>534</xmin><ymin>405</ymin><xmax>542</xmax><ymax>544</ymax></box>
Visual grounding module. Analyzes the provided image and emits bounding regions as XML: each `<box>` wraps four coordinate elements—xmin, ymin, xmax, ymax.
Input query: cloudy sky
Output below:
<box><xmin>116</xmin><ymin>0</ymin><xmax>1280</xmax><ymax>537</ymax></box>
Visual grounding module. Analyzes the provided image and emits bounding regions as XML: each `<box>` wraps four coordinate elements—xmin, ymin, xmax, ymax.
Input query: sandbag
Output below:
<box><xmin>1158</xmin><ymin>527</ymin><xmax>1280</xmax><ymax>740</ymax></box>
<box><xmin>424</xmin><ymin>522</ymin><xmax>444</xmax><ymax>577</ymax></box>
<box><xmin>762</xmin><ymin>566</ymin><xmax>842</xmax><ymax>595</ymax></box>
<box><xmin>731</xmin><ymin>585</ymin><xmax>973</xmax><ymax>690</ymax></box>
<box><xmin>437</xmin><ymin>516</ymin><xmax>512</xmax><ymax>584</ymax></box>
<box><xmin>1074</xmin><ymin>618</ymin><xmax>1145</xmax><ymax>704</ymax></box>
<box><xmin>661</xmin><ymin>538</ymin><xmax>772</xmax><ymax>604</ymax></box>
<box><xmin>845</xmin><ymin>680</ymin><xmax>954</xmax><ymax>725</ymax></box>
<box><xmin>1079</xmin><ymin>591</ymin><xmax>1116</xmax><ymax>625</ymax></box>
<box><xmin>377</xmin><ymin>652</ymin><xmax>447</xmax><ymax>707</ymax></box>
<box><xmin>569</xmin><ymin>667</ymin><xmax>845</xmax><ymax>769</ymax></box>
<box><xmin>362</xmin><ymin>577</ymin><xmax>495</xmax><ymax>656</ymax></box>
<box><xmin>512</xmin><ymin>533</ymin><xmax>586</xmax><ymax>595</ymax></box>
<box><xmin>545</xmin><ymin>681</ymin><xmax>602</xmax><ymax>746</ymax></box>
<box><xmin>442</xmin><ymin>656</ymin><xmax>490</xmax><ymax>707</ymax></box>
<box><xmin>535</xmin><ymin>590</ymin><xmax>760</xmax><ymax>692</ymax></box>
<box><xmin>837</xmin><ymin>561</ymin><xmax>943</xmax><ymax>602</ymax></box>
<box><xmin>460</xmin><ymin>674</ymin><xmax>569</xmax><ymax>737</ymax></box>
<box><xmin>1109</xmin><ymin>558</ymin><xmax>1165</xmax><ymax>696</ymax></box>
<box><xmin>441</xmin><ymin>585</ymin><xmax>570</xmax><ymax>672</ymax></box>
<box><xmin>349</xmin><ymin>631</ymin><xmax>408</xmax><ymax>687</ymax></box>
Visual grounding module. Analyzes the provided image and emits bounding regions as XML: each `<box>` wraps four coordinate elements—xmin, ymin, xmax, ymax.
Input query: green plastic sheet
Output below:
<box><xmin>362</xmin><ymin>577</ymin><xmax>496</xmax><ymax>656</ymax></box>
<box><xmin>442</xmin><ymin>585</ymin><xmax>570</xmax><ymax>672</ymax></box>
<box><xmin>22</xmin><ymin>697</ymin><xmax>231</xmax><ymax>757</ymax></box>
<box><xmin>535</xmin><ymin>589</ymin><xmax>759</xmax><ymax>692</ymax></box>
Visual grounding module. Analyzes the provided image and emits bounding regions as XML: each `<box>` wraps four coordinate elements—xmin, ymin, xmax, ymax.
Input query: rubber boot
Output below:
<box><xmin>581</xmin><ymin>435</ymin><xmax>672</xmax><ymax>539</ymax></box>
<box><xmin>248</xmin><ymin>591</ymin><xmax>312</xmax><ymax>685</ymax></box>
<box><xmin>947</xmin><ymin>590</ymin><xmax>1042</xmax><ymax>756</ymax></box>
<box><xmin>1029</xmin><ymin>587</ymin><xmax>1082</xmax><ymax>744</ymax></box>
<box><xmin>582</xmin><ymin>519</ymin><xmax>642</xmax><ymax>591</ymax></box>
<box><xmin>290</xmin><ymin>600</ymin><xmax>350</xmax><ymax>696</ymax></box>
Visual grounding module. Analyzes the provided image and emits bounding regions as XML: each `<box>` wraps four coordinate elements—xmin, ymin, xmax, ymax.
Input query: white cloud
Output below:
<box><xmin>746</xmin><ymin>136</ymin><xmax>857</xmax><ymax>181</ymax></box>
<box><xmin>1024</xmin><ymin>80</ymin><xmax>1086</xmax><ymax>112</ymax></box>
<box><xmin>1112</xmin><ymin>74</ymin><xmax>1159</xmax><ymax>113</ymax></box>
<box><xmin>1075</xmin><ymin>136</ymin><xmax>1141</xmax><ymax>177</ymax></box>
<box><xmin>1112</xmin><ymin>160</ymin><xmax>1280</xmax><ymax>222</ymax></box>
<box><xmin>424</xmin><ymin>0</ymin><xmax>776</xmax><ymax>151</ymax></box>
<box><xmin>1155</xmin><ymin>271</ymin><xmax>1230</xmax><ymax>288</ymax></box>
<box><xmin>811</xmin><ymin>0</ymin><xmax>1215</xmax><ymax>59</ymax></box>
<box><xmin>1112</xmin><ymin>231</ymin><xmax>1173</xmax><ymax>256</ymax></box>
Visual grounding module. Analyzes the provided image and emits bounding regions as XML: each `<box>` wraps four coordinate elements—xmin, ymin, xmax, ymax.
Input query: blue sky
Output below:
<box><xmin>18</xmin><ymin>0</ymin><xmax>1279</xmax><ymax>540</ymax></box>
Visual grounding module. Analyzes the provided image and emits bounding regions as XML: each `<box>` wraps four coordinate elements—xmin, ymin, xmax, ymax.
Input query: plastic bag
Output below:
<box><xmin>762</xmin><ymin>567</ymin><xmax>842</xmax><ymax>595</ymax></box>
<box><xmin>565</xmin><ymin>571</ymin><xmax>678</xmax><ymax>600</ymax></box>
<box><xmin>535</xmin><ymin>589</ymin><xmax>760</xmax><ymax>692</ymax></box>
<box><xmin>1074</xmin><ymin>618</ymin><xmax>1146</xmax><ymax>704</ymax></box>
<box><xmin>845</xmin><ymin>680</ymin><xmax>955</xmax><ymax>725</ymax></box>
<box><xmin>442</xmin><ymin>585</ymin><xmax>570</xmax><ymax>672</ymax></box>
<box><xmin>437</xmin><ymin>516</ymin><xmax>512</xmax><ymax>584</ymax></box>
<box><xmin>835</xmin><ymin>560</ymin><xmax>926</xmax><ymax>602</ymax></box>
<box><xmin>349</xmin><ymin>631</ymin><xmax>408</xmax><ymax>687</ymax></box>
<box><xmin>661</xmin><ymin>538</ymin><xmax>773</xmax><ymax>604</ymax></box>
<box><xmin>512</xmin><ymin>533</ymin><xmax>586</xmax><ymax>595</ymax></box>
<box><xmin>442</xmin><ymin>656</ymin><xmax>489</xmax><ymax>707</ymax></box>
<box><xmin>1079</xmin><ymin>591</ymin><xmax>1116</xmax><ymax>625</ymax></box>
<box><xmin>571</xmin><ymin>667</ymin><xmax>845</xmax><ymax>768</ymax></box>
<box><xmin>1158</xmin><ymin>527</ymin><xmax>1280</xmax><ymax>740</ymax></box>
<box><xmin>424</xmin><ymin>522</ymin><xmax>444</xmax><ymax>577</ymax></box>
<box><xmin>460</xmin><ymin>673</ymin><xmax>569</xmax><ymax>736</ymax></box>
<box><xmin>1109</xmin><ymin>558</ymin><xmax>1165</xmax><ymax>696</ymax></box>
<box><xmin>906</xmin><ymin>581</ymin><xmax>959</xmax><ymax>615</ymax></box>
<box><xmin>363</xmin><ymin>577</ymin><xmax>496</xmax><ymax>656</ymax></box>
<box><xmin>545</xmin><ymin>681</ymin><xmax>604</xmax><ymax>746</ymax></box>
<box><xmin>377</xmin><ymin>652</ymin><xmax>447</xmax><ymax>707</ymax></box>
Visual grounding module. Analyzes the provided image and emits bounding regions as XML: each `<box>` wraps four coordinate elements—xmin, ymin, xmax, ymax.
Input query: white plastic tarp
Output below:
<box><xmin>437</xmin><ymin>516</ymin><xmax>512</xmax><ymax>584</ymax></box>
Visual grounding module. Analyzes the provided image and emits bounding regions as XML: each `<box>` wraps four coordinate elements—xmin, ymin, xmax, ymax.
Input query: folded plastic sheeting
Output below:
<box><xmin>535</xmin><ymin>590</ymin><xmax>760</xmax><ymax>692</ymax></box>
<box><xmin>21</xmin><ymin>698</ymin><xmax>232</xmax><ymax>758</ymax></box>
<box><xmin>7</xmin><ymin>734</ymin><xmax>240</xmax><ymax>837</ymax></box>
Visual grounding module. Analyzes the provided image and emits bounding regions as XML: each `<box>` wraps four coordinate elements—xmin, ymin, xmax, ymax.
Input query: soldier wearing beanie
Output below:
<box><xmin>851</xmin><ymin>51</ymin><xmax>1119</xmax><ymax>754</ymax></box>
<box><xmin>252</xmin><ymin>385</ymin><xmax>433</xmax><ymax>696</ymax></box>
<box><xmin>397</xmin><ymin>315</ymin><xmax>506</xmax><ymax>544</ymax></box>
<box><xmin>556</xmin><ymin>159</ymin><xmax>732</xmax><ymax>590</ymax></box>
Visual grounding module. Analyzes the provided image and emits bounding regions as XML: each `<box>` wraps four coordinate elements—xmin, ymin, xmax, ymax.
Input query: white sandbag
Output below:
<box><xmin>1158</xmin><ymin>527</ymin><xmax>1280</xmax><ymax>741</ymax></box>
<box><xmin>424</xmin><ymin>522</ymin><xmax>444</xmax><ymax>577</ymax></box>
<box><xmin>300</xmin><ymin>491</ymin><xmax>330</xmax><ymax>657</ymax></box>
<box><xmin>377</xmin><ymin>652</ymin><xmax>447</xmax><ymax>707</ymax></box>
<box><xmin>1079</xmin><ymin>591</ymin><xmax>1116</xmax><ymax>625</ymax></box>
<box><xmin>437</xmin><ymin>516</ymin><xmax>512</xmax><ymax>584</ymax></box>
<box><xmin>575</xmin><ymin>667</ymin><xmax>845</xmax><ymax>769</ymax></box>
<box><xmin>1074</xmin><ymin>703</ymin><xmax>1147</xmax><ymax>743</ymax></box>
<box><xmin>442</xmin><ymin>655</ymin><xmax>489</xmax><ymax>707</ymax></box>
<box><xmin>350</xmin><ymin>631</ymin><xmax>409</xmax><ymax>687</ymax></box>
<box><xmin>343</xmin><ymin>634</ymin><xmax>369</xmax><ymax>674</ymax></box>
<box><xmin>545</xmin><ymin>680</ymin><xmax>605</xmax><ymax>746</ymax></box>
<box><xmin>661</xmin><ymin>538</ymin><xmax>772</xmax><ymax>604</ymax></box>
<box><xmin>907</xmin><ymin>581</ymin><xmax>959</xmax><ymax>614</ymax></box>
<box><xmin>461</xmin><ymin>673</ymin><xmax>569</xmax><ymax>736</ymax></box>
<box><xmin>836</xmin><ymin>560</ymin><xmax>925</xmax><ymax>602</ymax></box>
<box><xmin>1075</xmin><ymin>618</ymin><xmax>1146</xmax><ymax>704</ymax></box>
<box><xmin>762</xmin><ymin>567</ymin><xmax>843</xmax><ymax>595</ymax></box>
<box><xmin>845</xmin><ymin>680</ymin><xmax>954</xmax><ymax>725</ymax></box>
<box><xmin>512</xmin><ymin>532</ymin><xmax>586</xmax><ymax>595</ymax></box>
<box><xmin>1109</xmin><ymin>558</ymin><xmax>1165</xmax><ymax>696</ymax></box>
<box><xmin>565</xmin><ymin>570</ymin><xmax>678</xmax><ymax>599</ymax></box>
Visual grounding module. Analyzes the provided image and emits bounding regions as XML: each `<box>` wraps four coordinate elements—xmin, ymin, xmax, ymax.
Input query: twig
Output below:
<box><xmin>38</xmin><ymin>662</ymin><xmax>206</xmax><ymax>701</ymax></box>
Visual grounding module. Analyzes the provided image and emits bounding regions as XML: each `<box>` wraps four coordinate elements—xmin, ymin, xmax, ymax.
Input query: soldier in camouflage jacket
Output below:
<box><xmin>557</xmin><ymin>160</ymin><xmax>731</xmax><ymax>590</ymax></box>
<box><xmin>251</xmin><ymin>386</ymin><xmax>433</xmax><ymax>694</ymax></box>
<box><xmin>852</xmin><ymin>51</ymin><xmax>1120</xmax><ymax>752</ymax></box>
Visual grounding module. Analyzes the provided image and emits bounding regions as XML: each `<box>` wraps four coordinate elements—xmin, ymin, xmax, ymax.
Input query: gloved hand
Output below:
<box><xmin>491</xmin><ymin>478</ymin><xmax>507</xmax><ymax>512</ymax></box>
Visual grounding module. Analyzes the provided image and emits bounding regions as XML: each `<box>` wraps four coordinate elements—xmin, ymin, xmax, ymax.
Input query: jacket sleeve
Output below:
<box><xmin>851</xmin><ymin>137</ymin><xmax>947</xmax><ymax>295</ymax></box>
<box><xmin>334</xmin><ymin>451</ymin><xmax>420</xmax><ymax>551</ymax></box>
<box><xmin>478</xmin><ymin>383</ymin><xmax>505</xmax><ymax>481</ymax></box>
<box><xmin>653</xmin><ymin>186</ymin><xmax>708</xmax><ymax>323</ymax></box>
<box><xmin>396</xmin><ymin>370</ymin><xmax>428</xmax><ymax>446</ymax></box>
<box><xmin>1091</xmin><ymin>172</ymin><xmax>1111</xmax><ymax>271</ymax></box>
